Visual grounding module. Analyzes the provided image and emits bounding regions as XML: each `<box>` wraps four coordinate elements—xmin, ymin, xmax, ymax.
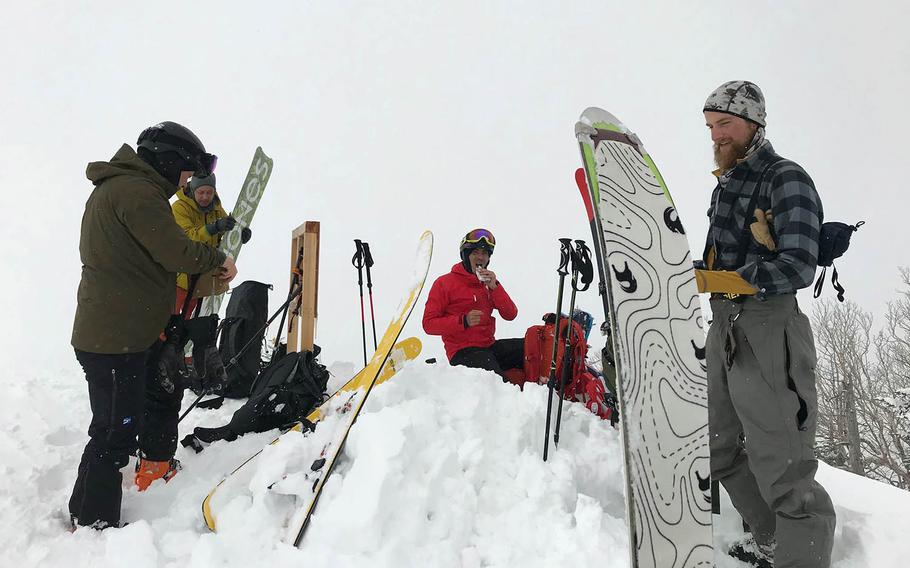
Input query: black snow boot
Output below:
<box><xmin>728</xmin><ymin>535</ymin><xmax>775</xmax><ymax>567</ymax></box>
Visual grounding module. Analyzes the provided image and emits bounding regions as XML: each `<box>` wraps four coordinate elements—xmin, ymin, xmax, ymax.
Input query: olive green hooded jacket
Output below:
<box><xmin>71</xmin><ymin>144</ymin><xmax>227</xmax><ymax>353</ymax></box>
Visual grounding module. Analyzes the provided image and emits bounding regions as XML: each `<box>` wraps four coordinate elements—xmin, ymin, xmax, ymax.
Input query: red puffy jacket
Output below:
<box><xmin>422</xmin><ymin>263</ymin><xmax>518</xmax><ymax>361</ymax></box>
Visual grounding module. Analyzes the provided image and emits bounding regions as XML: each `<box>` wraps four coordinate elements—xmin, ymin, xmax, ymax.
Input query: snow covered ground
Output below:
<box><xmin>3</xmin><ymin>360</ymin><xmax>909</xmax><ymax>567</ymax></box>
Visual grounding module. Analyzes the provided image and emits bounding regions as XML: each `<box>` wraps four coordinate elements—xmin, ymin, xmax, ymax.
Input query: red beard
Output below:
<box><xmin>713</xmin><ymin>139</ymin><xmax>750</xmax><ymax>171</ymax></box>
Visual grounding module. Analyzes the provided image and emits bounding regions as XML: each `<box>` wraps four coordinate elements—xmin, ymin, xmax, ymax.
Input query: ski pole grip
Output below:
<box><xmin>573</xmin><ymin>240</ymin><xmax>594</xmax><ymax>291</ymax></box>
<box><xmin>352</xmin><ymin>239</ymin><xmax>365</xmax><ymax>268</ymax></box>
<box><xmin>363</xmin><ymin>242</ymin><xmax>374</xmax><ymax>289</ymax></box>
<box><xmin>558</xmin><ymin>238</ymin><xmax>573</xmax><ymax>276</ymax></box>
<box><xmin>362</xmin><ymin>242</ymin><xmax>374</xmax><ymax>269</ymax></box>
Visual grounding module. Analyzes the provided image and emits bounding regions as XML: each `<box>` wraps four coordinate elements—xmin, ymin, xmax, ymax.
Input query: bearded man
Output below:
<box><xmin>696</xmin><ymin>81</ymin><xmax>836</xmax><ymax>568</ymax></box>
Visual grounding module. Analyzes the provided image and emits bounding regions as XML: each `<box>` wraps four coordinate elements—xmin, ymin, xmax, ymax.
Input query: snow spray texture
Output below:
<box><xmin>200</xmin><ymin>337</ymin><xmax>421</xmax><ymax>528</ymax></box>
<box><xmin>576</xmin><ymin>108</ymin><xmax>712</xmax><ymax>568</ymax></box>
<box><xmin>288</xmin><ymin>230</ymin><xmax>432</xmax><ymax>547</ymax></box>
<box><xmin>201</xmin><ymin>147</ymin><xmax>273</xmax><ymax>315</ymax></box>
<box><xmin>203</xmin><ymin>231</ymin><xmax>433</xmax><ymax>545</ymax></box>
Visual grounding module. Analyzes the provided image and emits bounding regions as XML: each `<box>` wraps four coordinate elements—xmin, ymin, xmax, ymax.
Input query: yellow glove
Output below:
<box><xmin>750</xmin><ymin>208</ymin><xmax>776</xmax><ymax>251</ymax></box>
<box><xmin>694</xmin><ymin>269</ymin><xmax>758</xmax><ymax>295</ymax></box>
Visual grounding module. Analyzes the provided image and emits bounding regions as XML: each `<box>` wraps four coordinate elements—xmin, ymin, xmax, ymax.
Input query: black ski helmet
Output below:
<box><xmin>459</xmin><ymin>228</ymin><xmax>495</xmax><ymax>271</ymax></box>
<box><xmin>136</xmin><ymin>121</ymin><xmax>217</xmax><ymax>186</ymax></box>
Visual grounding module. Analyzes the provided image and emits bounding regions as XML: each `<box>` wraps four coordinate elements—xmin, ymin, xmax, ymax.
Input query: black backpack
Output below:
<box><xmin>183</xmin><ymin>347</ymin><xmax>329</xmax><ymax>450</ymax></box>
<box><xmin>218</xmin><ymin>281</ymin><xmax>272</xmax><ymax>398</ymax></box>
<box><xmin>813</xmin><ymin>221</ymin><xmax>864</xmax><ymax>302</ymax></box>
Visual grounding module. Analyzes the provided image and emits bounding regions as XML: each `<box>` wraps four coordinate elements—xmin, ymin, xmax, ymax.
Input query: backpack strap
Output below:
<box><xmin>813</xmin><ymin>264</ymin><xmax>847</xmax><ymax>302</ymax></box>
<box><xmin>813</xmin><ymin>266</ymin><xmax>827</xmax><ymax>299</ymax></box>
<box><xmin>734</xmin><ymin>157</ymin><xmax>784</xmax><ymax>269</ymax></box>
<box><xmin>831</xmin><ymin>265</ymin><xmax>846</xmax><ymax>302</ymax></box>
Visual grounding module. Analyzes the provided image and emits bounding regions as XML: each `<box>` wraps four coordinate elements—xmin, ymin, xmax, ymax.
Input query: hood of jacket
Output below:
<box><xmin>86</xmin><ymin>144</ymin><xmax>178</xmax><ymax>199</ymax></box>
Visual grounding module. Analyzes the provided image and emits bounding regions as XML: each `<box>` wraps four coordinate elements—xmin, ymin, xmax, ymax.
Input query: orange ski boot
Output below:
<box><xmin>135</xmin><ymin>457</ymin><xmax>181</xmax><ymax>491</ymax></box>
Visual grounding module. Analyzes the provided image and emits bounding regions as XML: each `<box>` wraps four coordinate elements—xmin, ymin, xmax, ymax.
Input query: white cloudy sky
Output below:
<box><xmin>1</xmin><ymin>1</ymin><xmax>907</xmax><ymax>373</ymax></box>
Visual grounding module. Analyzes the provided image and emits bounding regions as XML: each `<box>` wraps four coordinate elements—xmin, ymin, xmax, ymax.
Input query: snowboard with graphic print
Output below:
<box><xmin>575</xmin><ymin>108</ymin><xmax>712</xmax><ymax>568</ymax></box>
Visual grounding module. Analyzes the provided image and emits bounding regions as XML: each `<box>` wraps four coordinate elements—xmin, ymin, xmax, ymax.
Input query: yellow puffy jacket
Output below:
<box><xmin>172</xmin><ymin>188</ymin><xmax>230</xmax><ymax>298</ymax></box>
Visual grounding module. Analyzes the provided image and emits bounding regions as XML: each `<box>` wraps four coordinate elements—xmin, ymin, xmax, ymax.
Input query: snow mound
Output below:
<box><xmin>5</xmin><ymin>361</ymin><xmax>910</xmax><ymax>567</ymax></box>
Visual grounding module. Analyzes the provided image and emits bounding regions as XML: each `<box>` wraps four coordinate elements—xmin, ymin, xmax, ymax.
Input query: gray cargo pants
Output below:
<box><xmin>707</xmin><ymin>294</ymin><xmax>836</xmax><ymax>568</ymax></box>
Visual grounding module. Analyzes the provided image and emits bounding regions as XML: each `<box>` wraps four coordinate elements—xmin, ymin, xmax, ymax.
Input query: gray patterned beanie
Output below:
<box><xmin>703</xmin><ymin>80</ymin><xmax>766</xmax><ymax>127</ymax></box>
<box><xmin>187</xmin><ymin>172</ymin><xmax>216</xmax><ymax>192</ymax></box>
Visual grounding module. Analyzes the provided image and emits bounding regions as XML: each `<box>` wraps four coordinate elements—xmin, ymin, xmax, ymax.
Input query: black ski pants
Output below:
<box><xmin>450</xmin><ymin>338</ymin><xmax>524</xmax><ymax>379</ymax></box>
<box><xmin>69</xmin><ymin>343</ymin><xmax>183</xmax><ymax>528</ymax></box>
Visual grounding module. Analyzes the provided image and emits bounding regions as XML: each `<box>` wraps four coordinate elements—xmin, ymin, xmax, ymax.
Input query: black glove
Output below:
<box><xmin>206</xmin><ymin>215</ymin><xmax>237</xmax><ymax>235</ymax></box>
<box><xmin>158</xmin><ymin>341</ymin><xmax>188</xmax><ymax>393</ymax></box>
<box><xmin>192</xmin><ymin>344</ymin><xmax>228</xmax><ymax>395</ymax></box>
<box><xmin>241</xmin><ymin>227</ymin><xmax>252</xmax><ymax>244</ymax></box>
<box><xmin>157</xmin><ymin>315</ymin><xmax>189</xmax><ymax>393</ymax></box>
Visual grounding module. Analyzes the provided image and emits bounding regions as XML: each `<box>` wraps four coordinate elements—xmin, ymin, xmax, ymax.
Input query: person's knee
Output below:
<box><xmin>84</xmin><ymin>438</ymin><xmax>132</xmax><ymax>470</ymax></box>
<box><xmin>773</xmin><ymin>478</ymin><xmax>834</xmax><ymax>520</ymax></box>
<box><xmin>468</xmin><ymin>357</ymin><xmax>499</xmax><ymax>373</ymax></box>
<box><xmin>452</xmin><ymin>348</ymin><xmax>496</xmax><ymax>371</ymax></box>
<box><xmin>710</xmin><ymin>441</ymin><xmax>748</xmax><ymax>479</ymax></box>
<box><xmin>87</xmin><ymin>416</ymin><xmax>140</xmax><ymax>457</ymax></box>
<box><xmin>145</xmin><ymin>386</ymin><xmax>184</xmax><ymax>414</ymax></box>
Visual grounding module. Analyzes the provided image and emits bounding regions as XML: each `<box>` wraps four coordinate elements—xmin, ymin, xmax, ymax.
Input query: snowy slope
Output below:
<box><xmin>3</xmin><ymin>361</ymin><xmax>910</xmax><ymax>567</ymax></box>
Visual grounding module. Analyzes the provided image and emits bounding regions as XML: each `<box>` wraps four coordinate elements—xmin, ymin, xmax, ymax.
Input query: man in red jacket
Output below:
<box><xmin>423</xmin><ymin>229</ymin><xmax>522</xmax><ymax>379</ymax></box>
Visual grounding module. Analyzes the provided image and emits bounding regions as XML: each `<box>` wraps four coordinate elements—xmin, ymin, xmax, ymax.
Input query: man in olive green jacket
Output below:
<box><xmin>70</xmin><ymin>121</ymin><xmax>236</xmax><ymax>529</ymax></box>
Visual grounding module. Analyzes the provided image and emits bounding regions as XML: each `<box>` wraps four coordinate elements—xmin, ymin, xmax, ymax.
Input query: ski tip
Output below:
<box><xmin>574</xmin><ymin>168</ymin><xmax>586</xmax><ymax>187</ymax></box>
<box><xmin>417</xmin><ymin>231</ymin><xmax>434</xmax><ymax>263</ymax></box>
<box><xmin>575</xmin><ymin>168</ymin><xmax>595</xmax><ymax>221</ymax></box>
<box><xmin>418</xmin><ymin>230</ymin><xmax>434</xmax><ymax>258</ymax></box>
<box><xmin>578</xmin><ymin>107</ymin><xmax>625</xmax><ymax>130</ymax></box>
<box><xmin>202</xmin><ymin>493</ymin><xmax>217</xmax><ymax>532</ymax></box>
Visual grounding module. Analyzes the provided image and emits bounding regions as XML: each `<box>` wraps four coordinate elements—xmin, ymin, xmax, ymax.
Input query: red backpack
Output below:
<box><xmin>523</xmin><ymin>314</ymin><xmax>585</xmax><ymax>386</ymax></box>
<box><xmin>522</xmin><ymin>314</ymin><xmax>613</xmax><ymax>421</ymax></box>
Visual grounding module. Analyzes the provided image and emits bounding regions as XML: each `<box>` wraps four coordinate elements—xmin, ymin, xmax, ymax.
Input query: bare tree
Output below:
<box><xmin>877</xmin><ymin>268</ymin><xmax>910</xmax><ymax>479</ymax></box>
<box><xmin>811</xmin><ymin>299</ymin><xmax>870</xmax><ymax>475</ymax></box>
<box><xmin>811</xmin><ymin>268</ymin><xmax>910</xmax><ymax>489</ymax></box>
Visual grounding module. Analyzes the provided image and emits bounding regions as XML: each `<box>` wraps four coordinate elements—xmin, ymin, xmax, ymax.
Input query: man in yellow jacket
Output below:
<box><xmin>171</xmin><ymin>173</ymin><xmax>251</xmax><ymax>315</ymax></box>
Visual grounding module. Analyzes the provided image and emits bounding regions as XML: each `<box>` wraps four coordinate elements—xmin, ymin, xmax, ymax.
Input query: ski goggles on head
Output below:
<box><xmin>461</xmin><ymin>228</ymin><xmax>496</xmax><ymax>249</ymax></box>
<box><xmin>138</xmin><ymin>139</ymin><xmax>217</xmax><ymax>176</ymax></box>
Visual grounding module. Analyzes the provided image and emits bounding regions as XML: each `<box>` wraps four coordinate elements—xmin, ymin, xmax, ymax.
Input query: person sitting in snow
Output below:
<box><xmin>422</xmin><ymin>228</ymin><xmax>523</xmax><ymax>379</ymax></box>
<box><xmin>170</xmin><ymin>172</ymin><xmax>251</xmax><ymax>317</ymax></box>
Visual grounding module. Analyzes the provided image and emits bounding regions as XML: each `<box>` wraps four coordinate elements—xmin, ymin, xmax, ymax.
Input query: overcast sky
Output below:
<box><xmin>1</xmin><ymin>1</ymin><xmax>907</xmax><ymax>374</ymax></box>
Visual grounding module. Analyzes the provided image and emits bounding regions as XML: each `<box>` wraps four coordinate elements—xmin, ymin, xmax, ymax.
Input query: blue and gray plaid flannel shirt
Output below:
<box><xmin>704</xmin><ymin>141</ymin><xmax>824</xmax><ymax>296</ymax></box>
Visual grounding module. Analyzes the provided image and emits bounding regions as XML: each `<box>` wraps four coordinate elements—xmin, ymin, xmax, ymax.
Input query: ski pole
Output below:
<box><xmin>178</xmin><ymin>280</ymin><xmax>303</xmax><ymax>424</ymax></box>
<box><xmin>362</xmin><ymin>241</ymin><xmax>378</xmax><ymax>351</ymax></box>
<box><xmin>554</xmin><ymin>240</ymin><xmax>593</xmax><ymax>448</ymax></box>
<box><xmin>543</xmin><ymin>238</ymin><xmax>572</xmax><ymax>462</ymax></box>
<box><xmin>352</xmin><ymin>240</ymin><xmax>368</xmax><ymax>366</ymax></box>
